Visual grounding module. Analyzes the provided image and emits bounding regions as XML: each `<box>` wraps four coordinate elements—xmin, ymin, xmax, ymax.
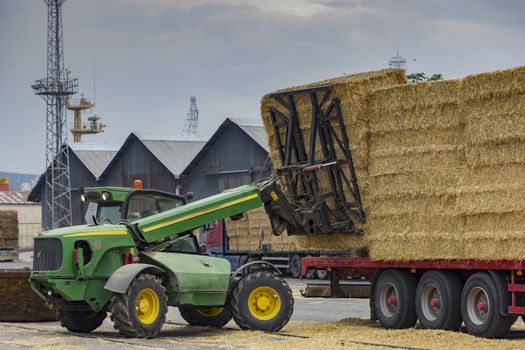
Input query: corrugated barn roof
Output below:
<box><xmin>0</xmin><ymin>191</ymin><xmax>35</xmax><ymax>205</ymax></box>
<box><xmin>69</xmin><ymin>142</ymin><xmax>120</xmax><ymax>179</ymax></box>
<box><xmin>232</xmin><ymin>119</ymin><xmax>269</xmax><ymax>152</ymax></box>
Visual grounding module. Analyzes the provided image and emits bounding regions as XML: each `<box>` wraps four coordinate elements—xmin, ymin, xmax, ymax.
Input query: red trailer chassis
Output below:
<box><xmin>301</xmin><ymin>257</ymin><xmax>525</xmax><ymax>315</ymax></box>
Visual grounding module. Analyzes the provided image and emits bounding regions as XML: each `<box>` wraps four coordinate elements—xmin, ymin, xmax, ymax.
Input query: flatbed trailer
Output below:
<box><xmin>301</xmin><ymin>257</ymin><xmax>525</xmax><ymax>338</ymax></box>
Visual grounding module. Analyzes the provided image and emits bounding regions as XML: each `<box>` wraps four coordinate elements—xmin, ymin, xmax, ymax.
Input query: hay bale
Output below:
<box><xmin>0</xmin><ymin>210</ymin><xmax>18</xmax><ymax>248</ymax></box>
<box><xmin>226</xmin><ymin>207</ymin><xmax>298</xmax><ymax>252</ymax></box>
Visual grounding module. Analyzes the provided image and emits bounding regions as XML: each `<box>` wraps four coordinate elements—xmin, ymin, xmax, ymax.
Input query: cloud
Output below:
<box><xmin>0</xmin><ymin>0</ymin><xmax>524</xmax><ymax>173</ymax></box>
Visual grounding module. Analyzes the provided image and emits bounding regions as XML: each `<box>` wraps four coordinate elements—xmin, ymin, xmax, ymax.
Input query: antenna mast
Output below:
<box><xmin>31</xmin><ymin>0</ymin><xmax>77</xmax><ymax>229</ymax></box>
<box><xmin>388</xmin><ymin>47</ymin><xmax>407</xmax><ymax>70</ymax></box>
<box><xmin>183</xmin><ymin>96</ymin><xmax>199</xmax><ymax>135</ymax></box>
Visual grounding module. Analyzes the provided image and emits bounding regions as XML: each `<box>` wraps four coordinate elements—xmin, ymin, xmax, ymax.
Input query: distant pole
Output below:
<box><xmin>182</xmin><ymin>96</ymin><xmax>199</xmax><ymax>135</ymax></box>
<box><xmin>31</xmin><ymin>0</ymin><xmax>78</xmax><ymax>229</ymax></box>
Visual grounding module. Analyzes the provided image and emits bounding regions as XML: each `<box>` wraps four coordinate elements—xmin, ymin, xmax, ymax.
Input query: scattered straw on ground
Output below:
<box><xmin>167</xmin><ymin>318</ymin><xmax>525</xmax><ymax>350</ymax></box>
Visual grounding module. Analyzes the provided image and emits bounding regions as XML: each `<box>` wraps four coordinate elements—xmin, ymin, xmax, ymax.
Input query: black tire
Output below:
<box><xmin>416</xmin><ymin>271</ymin><xmax>463</xmax><ymax>330</ymax></box>
<box><xmin>230</xmin><ymin>270</ymin><xmax>293</xmax><ymax>332</ymax></box>
<box><xmin>316</xmin><ymin>269</ymin><xmax>329</xmax><ymax>280</ymax></box>
<box><xmin>109</xmin><ymin>273</ymin><xmax>167</xmax><ymax>338</ymax></box>
<box><xmin>374</xmin><ymin>269</ymin><xmax>417</xmax><ymax>329</ymax></box>
<box><xmin>461</xmin><ymin>272</ymin><xmax>515</xmax><ymax>338</ymax></box>
<box><xmin>179</xmin><ymin>305</ymin><xmax>232</xmax><ymax>327</ymax></box>
<box><xmin>289</xmin><ymin>254</ymin><xmax>301</xmax><ymax>278</ymax></box>
<box><xmin>238</xmin><ymin>255</ymin><xmax>249</xmax><ymax>267</ymax></box>
<box><xmin>57</xmin><ymin>308</ymin><xmax>106</xmax><ymax>333</ymax></box>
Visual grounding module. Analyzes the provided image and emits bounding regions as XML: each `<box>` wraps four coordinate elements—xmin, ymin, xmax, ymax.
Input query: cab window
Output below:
<box><xmin>98</xmin><ymin>204</ymin><xmax>122</xmax><ymax>224</ymax></box>
<box><xmin>126</xmin><ymin>192</ymin><xmax>184</xmax><ymax>220</ymax></box>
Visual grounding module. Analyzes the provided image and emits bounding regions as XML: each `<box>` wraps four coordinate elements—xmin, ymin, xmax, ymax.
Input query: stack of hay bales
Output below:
<box><xmin>261</xmin><ymin>65</ymin><xmax>525</xmax><ymax>261</ymax></box>
<box><xmin>260</xmin><ymin>69</ymin><xmax>407</xmax><ymax>254</ymax></box>
<box><xmin>226</xmin><ymin>207</ymin><xmax>298</xmax><ymax>252</ymax></box>
<box><xmin>0</xmin><ymin>210</ymin><xmax>18</xmax><ymax>248</ymax></box>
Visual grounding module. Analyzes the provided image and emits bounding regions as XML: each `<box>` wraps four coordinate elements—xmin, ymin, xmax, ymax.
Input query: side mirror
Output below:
<box><xmin>186</xmin><ymin>192</ymin><xmax>194</xmax><ymax>201</ymax></box>
<box><xmin>199</xmin><ymin>243</ymin><xmax>207</xmax><ymax>253</ymax></box>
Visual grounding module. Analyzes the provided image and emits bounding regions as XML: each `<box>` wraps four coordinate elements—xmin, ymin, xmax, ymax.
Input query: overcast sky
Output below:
<box><xmin>1</xmin><ymin>0</ymin><xmax>524</xmax><ymax>174</ymax></box>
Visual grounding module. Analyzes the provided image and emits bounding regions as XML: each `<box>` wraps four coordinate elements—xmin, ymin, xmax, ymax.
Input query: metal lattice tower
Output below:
<box><xmin>32</xmin><ymin>0</ymin><xmax>78</xmax><ymax>229</ymax></box>
<box><xmin>183</xmin><ymin>96</ymin><xmax>199</xmax><ymax>135</ymax></box>
<box><xmin>388</xmin><ymin>47</ymin><xmax>407</xmax><ymax>70</ymax></box>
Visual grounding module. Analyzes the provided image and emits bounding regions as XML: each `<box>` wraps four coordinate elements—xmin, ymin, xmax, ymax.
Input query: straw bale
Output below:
<box><xmin>366</xmin><ymin>214</ymin><xmax>464</xmax><ymax>235</ymax></box>
<box><xmin>0</xmin><ymin>210</ymin><xmax>18</xmax><ymax>242</ymax></box>
<box><xmin>368</xmin><ymin>102</ymin><xmax>463</xmax><ymax>133</ymax></box>
<box><xmin>369</xmin><ymin>146</ymin><xmax>464</xmax><ymax>176</ymax></box>
<box><xmin>364</xmin><ymin>194</ymin><xmax>458</xmax><ymax>218</ymax></box>
<box><xmin>365</xmin><ymin>169</ymin><xmax>460</xmax><ymax>199</ymax></box>
<box><xmin>456</xmin><ymin>185</ymin><xmax>525</xmax><ymax>215</ymax></box>
<box><xmin>368</xmin><ymin>234</ymin><xmax>464</xmax><ymax>261</ymax></box>
<box><xmin>464</xmin><ymin>211</ymin><xmax>525</xmax><ymax>232</ymax></box>
<box><xmin>369</xmin><ymin>127</ymin><xmax>463</xmax><ymax>153</ymax></box>
<box><xmin>459</xmin><ymin>164</ymin><xmax>525</xmax><ymax>187</ymax></box>
<box><xmin>466</xmin><ymin>141</ymin><xmax>525</xmax><ymax>167</ymax></box>
<box><xmin>226</xmin><ymin>207</ymin><xmax>298</xmax><ymax>252</ymax></box>
<box><xmin>462</xmin><ymin>66</ymin><xmax>525</xmax><ymax>98</ymax></box>
<box><xmin>462</xmin><ymin>231</ymin><xmax>525</xmax><ymax>261</ymax></box>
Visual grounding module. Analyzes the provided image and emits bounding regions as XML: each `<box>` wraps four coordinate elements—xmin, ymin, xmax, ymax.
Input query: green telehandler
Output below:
<box><xmin>29</xmin><ymin>182</ymin><xmax>297</xmax><ymax>338</ymax></box>
<box><xmin>29</xmin><ymin>85</ymin><xmax>366</xmax><ymax>338</ymax></box>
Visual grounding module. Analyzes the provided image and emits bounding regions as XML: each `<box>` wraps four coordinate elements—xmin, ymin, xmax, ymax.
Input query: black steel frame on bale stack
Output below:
<box><xmin>261</xmin><ymin>85</ymin><xmax>365</xmax><ymax>236</ymax></box>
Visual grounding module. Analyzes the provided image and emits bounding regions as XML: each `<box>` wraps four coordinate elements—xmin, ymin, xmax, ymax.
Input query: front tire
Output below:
<box><xmin>109</xmin><ymin>273</ymin><xmax>167</xmax><ymax>338</ymax></box>
<box><xmin>230</xmin><ymin>270</ymin><xmax>293</xmax><ymax>332</ymax></box>
<box><xmin>374</xmin><ymin>269</ymin><xmax>417</xmax><ymax>329</ymax></box>
<box><xmin>179</xmin><ymin>305</ymin><xmax>232</xmax><ymax>327</ymax></box>
<box><xmin>461</xmin><ymin>272</ymin><xmax>515</xmax><ymax>338</ymax></box>
<box><xmin>416</xmin><ymin>271</ymin><xmax>463</xmax><ymax>330</ymax></box>
<box><xmin>57</xmin><ymin>308</ymin><xmax>106</xmax><ymax>333</ymax></box>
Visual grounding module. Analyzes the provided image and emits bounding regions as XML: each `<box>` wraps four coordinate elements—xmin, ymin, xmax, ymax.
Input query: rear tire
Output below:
<box><xmin>230</xmin><ymin>270</ymin><xmax>293</xmax><ymax>332</ymax></box>
<box><xmin>289</xmin><ymin>254</ymin><xmax>301</xmax><ymax>278</ymax></box>
<box><xmin>57</xmin><ymin>308</ymin><xmax>106</xmax><ymax>333</ymax></box>
<box><xmin>179</xmin><ymin>305</ymin><xmax>232</xmax><ymax>327</ymax></box>
<box><xmin>461</xmin><ymin>272</ymin><xmax>515</xmax><ymax>338</ymax></box>
<box><xmin>109</xmin><ymin>273</ymin><xmax>167</xmax><ymax>338</ymax></box>
<box><xmin>374</xmin><ymin>269</ymin><xmax>417</xmax><ymax>329</ymax></box>
<box><xmin>416</xmin><ymin>271</ymin><xmax>462</xmax><ymax>330</ymax></box>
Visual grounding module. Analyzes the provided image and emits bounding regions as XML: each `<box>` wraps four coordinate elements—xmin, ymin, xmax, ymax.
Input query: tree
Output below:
<box><xmin>406</xmin><ymin>72</ymin><xmax>444</xmax><ymax>83</ymax></box>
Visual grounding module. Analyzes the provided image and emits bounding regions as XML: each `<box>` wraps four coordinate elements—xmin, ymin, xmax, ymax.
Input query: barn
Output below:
<box><xmin>28</xmin><ymin>142</ymin><xmax>120</xmax><ymax>228</ymax></box>
<box><xmin>99</xmin><ymin>132</ymin><xmax>206</xmax><ymax>195</ymax></box>
<box><xmin>180</xmin><ymin>118</ymin><xmax>272</xmax><ymax>200</ymax></box>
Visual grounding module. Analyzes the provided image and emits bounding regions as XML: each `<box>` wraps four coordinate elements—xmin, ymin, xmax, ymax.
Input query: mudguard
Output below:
<box><xmin>104</xmin><ymin>263</ymin><xmax>166</xmax><ymax>293</ymax></box>
<box><xmin>487</xmin><ymin>270</ymin><xmax>512</xmax><ymax>317</ymax></box>
<box><xmin>232</xmin><ymin>260</ymin><xmax>282</xmax><ymax>277</ymax></box>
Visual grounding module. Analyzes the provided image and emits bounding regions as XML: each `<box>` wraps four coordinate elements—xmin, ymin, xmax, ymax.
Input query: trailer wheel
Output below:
<box><xmin>316</xmin><ymin>269</ymin><xmax>329</xmax><ymax>280</ymax></box>
<box><xmin>461</xmin><ymin>272</ymin><xmax>515</xmax><ymax>338</ymax></box>
<box><xmin>289</xmin><ymin>254</ymin><xmax>301</xmax><ymax>278</ymax></box>
<box><xmin>109</xmin><ymin>273</ymin><xmax>167</xmax><ymax>338</ymax></box>
<box><xmin>374</xmin><ymin>269</ymin><xmax>417</xmax><ymax>329</ymax></box>
<box><xmin>179</xmin><ymin>305</ymin><xmax>232</xmax><ymax>327</ymax></box>
<box><xmin>416</xmin><ymin>271</ymin><xmax>462</xmax><ymax>330</ymax></box>
<box><xmin>230</xmin><ymin>270</ymin><xmax>293</xmax><ymax>332</ymax></box>
<box><xmin>57</xmin><ymin>308</ymin><xmax>106</xmax><ymax>333</ymax></box>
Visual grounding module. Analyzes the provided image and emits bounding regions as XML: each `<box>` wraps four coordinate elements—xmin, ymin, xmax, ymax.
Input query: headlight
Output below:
<box><xmin>101</xmin><ymin>192</ymin><xmax>111</xmax><ymax>201</ymax></box>
<box><xmin>80</xmin><ymin>193</ymin><xmax>87</xmax><ymax>202</ymax></box>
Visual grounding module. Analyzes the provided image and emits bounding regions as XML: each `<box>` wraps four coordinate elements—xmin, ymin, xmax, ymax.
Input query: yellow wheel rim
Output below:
<box><xmin>135</xmin><ymin>288</ymin><xmax>160</xmax><ymax>325</ymax></box>
<box><xmin>196</xmin><ymin>307</ymin><xmax>224</xmax><ymax>317</ymax></box>
<box><xmin>248</xmin><ymin>286</ymin><xmax>281</xmax><ymax>321</ymax></box>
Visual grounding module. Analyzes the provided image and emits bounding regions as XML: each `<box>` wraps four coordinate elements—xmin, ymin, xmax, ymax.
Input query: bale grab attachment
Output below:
<box><xmin>260</xmin><ymin>85</ymin><xmax>365</xmax><ymax>236</ymax></box>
